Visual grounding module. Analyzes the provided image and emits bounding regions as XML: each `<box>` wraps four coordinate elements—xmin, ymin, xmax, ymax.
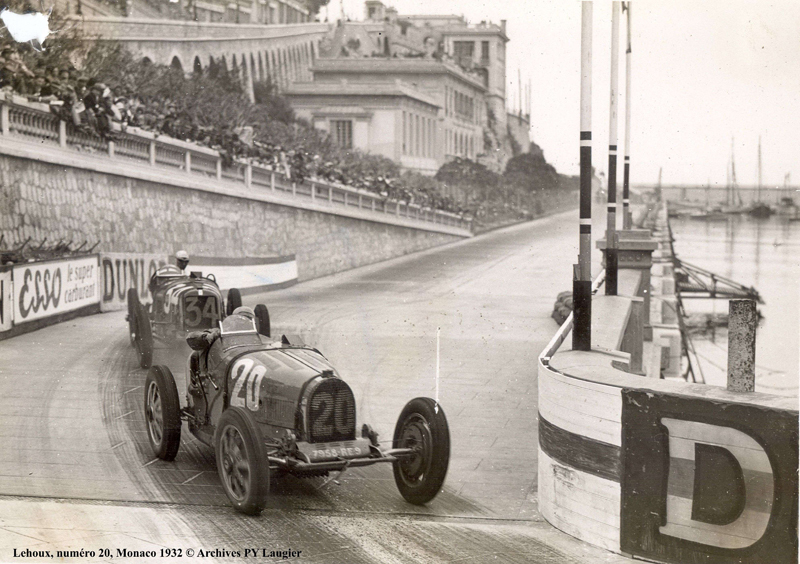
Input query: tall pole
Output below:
<box><xmin>622</xmin><ymin>2</ymin><xmax>632</xmax><ymax>229</ymax></box>
<box><xmin>573</xmin><ymin>1</ymin><xmax>593</xmax><ymax>351</ymax></box>
<box><xmin>757</xmin><ymin>135</ymin><xmax>762</xmax><ymax>203</ymax></box>
<box><xmin>606</xmin><ymin>1</ymin><xmax>621</xmax><ymax>295</ymax></box>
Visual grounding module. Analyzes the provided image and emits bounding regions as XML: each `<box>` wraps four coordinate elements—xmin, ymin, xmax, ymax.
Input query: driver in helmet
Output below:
<box><xmin>149</xmin><ymin>250</ymin><xmax>191</xmax><ymax>293</ymax></box>
<box><xmin>175</xmin><ymin>250</ymin><xmax>189</xmax><ymax>272</ymax></box>
<box><xmin>187</xmin><ymin>306</ymin><xmax>256</xmax><ymax>376</ymax></box>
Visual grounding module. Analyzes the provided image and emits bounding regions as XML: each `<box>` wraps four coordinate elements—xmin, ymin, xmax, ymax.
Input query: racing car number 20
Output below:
<box><xmin>230</xmin><ymin>358</ymin><xmax>266</xmax><ymax>411</ymax></box>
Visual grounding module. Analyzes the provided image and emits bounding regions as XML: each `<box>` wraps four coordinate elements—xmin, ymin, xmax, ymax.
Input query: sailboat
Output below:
<box><xmin>748</xmin><ymin>136</ymin><xmax>774</xmax><ymax>218</ymax></box>
<box><xmin>720</xmin><ymin>138</ymin><xmax>747</xmax><ymax>214</ymax></box>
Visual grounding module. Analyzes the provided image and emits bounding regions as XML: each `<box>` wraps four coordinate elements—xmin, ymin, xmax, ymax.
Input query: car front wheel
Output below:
<box><xmin>144</xmin><ymin>366</ymin><xmax>182</xmax><ymax>461</ymax></box>
<box><xmin>127</xmin><ymin>288</ymin><xmax>139</xmax><ymax>347</ymax></box>
<box><xmin>226</xmin><ymin>288</ymin><xmax>242</xmax><ymax>317</ymax></box>
<box><xmin>254</xmin><ymin>304</ymin><xmax>270</xmax><ymax>337</ymax></box>
<box><xmin>215</xmin><ymin>407</ymin><xmax>269</xmax><ymax>515</ymax></box>
<box><xmin>392</xmin><ymin>397</ymin><xmax>450</xmax><ymax>505</ymax></box>
<box><xmin>134</xmin><ymin>300</ymin><xmax>153</xmax><ymax>369</ymax></box>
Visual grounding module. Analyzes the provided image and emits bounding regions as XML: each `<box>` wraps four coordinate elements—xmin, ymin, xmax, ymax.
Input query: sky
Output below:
<box><xmin>333</xmin><ymin>0</ymin><xmax>800</xmax><ymax>188</ymax></box>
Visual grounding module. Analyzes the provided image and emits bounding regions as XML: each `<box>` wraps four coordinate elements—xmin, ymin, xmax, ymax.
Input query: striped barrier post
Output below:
<box><xmin>605</xmin><ymin>1</ymin><xmax>621</xmax><ymax>295</ymax></box>
<box><xmin>573</xmin><ymin>0</ymin><xmax>593</xmax><ymax>351</ymax></box>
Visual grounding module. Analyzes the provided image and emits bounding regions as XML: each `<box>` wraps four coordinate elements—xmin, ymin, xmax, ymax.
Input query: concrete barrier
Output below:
<box><xmin>538</xmin><ymin>206</ymin><xmax>798</xmax><ymax>563</ymax></box>
<box><xmin>1</xmin><ymin>252</ymin><xmax>298</xmax><ymax>338</ymax></box>
<box><xmin>188</xmin><ymin>255</ymin><xmax>298</xmax><ymax>295</ymax></box>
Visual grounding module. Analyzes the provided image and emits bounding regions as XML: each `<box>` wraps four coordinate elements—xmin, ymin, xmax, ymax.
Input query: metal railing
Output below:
<box><xmin>539</xmin><ymin>269</ymin><xmax>607</xmax><ymax>366</ymax></box>
<box><xmin>0</xmin><ymin>96</ymin><xmax>472</xmax><ymax>232</ymax></box>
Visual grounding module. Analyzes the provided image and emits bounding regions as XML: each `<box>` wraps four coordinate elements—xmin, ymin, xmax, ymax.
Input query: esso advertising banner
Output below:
<box><xmin>100</xmin><ymin>253</ymin><xmax>168</xmax><ymax>312</ymax></box>
<box><xmin>13</xmin><ymin>256</ymin><xmax>99</xmax><ymax>324</ymax></box>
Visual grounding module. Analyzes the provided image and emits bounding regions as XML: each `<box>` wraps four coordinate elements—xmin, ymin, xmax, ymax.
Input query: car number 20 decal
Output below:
<box><xmin>229</xmin><ymin>358</ymin><xmax>266</xmax><ymax>411</ymax></box>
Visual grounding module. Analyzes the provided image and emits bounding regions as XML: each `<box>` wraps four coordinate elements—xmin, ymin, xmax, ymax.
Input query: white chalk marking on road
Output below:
<box><xmin>110</xmin><ymin>441</ymin><xmax>125</xmax><ymax>450</ymax></box>
<box><xmin>124</xmin><ymin>386</ymin><xmax>142</xmax><ymax>394</ymax></box>
<box><xmin>435</xmin><ymin>326</ymin><xmax>440</xmax><ymax>413</ymax></box>
<box><xmin>181</xmin><ymin>472</ymin><xmax>203</xmax><ymax>485</ymax></box>
<box><xmin>115</xmin><ymin>410</ymin><xmax>134</xmax><ymax>420</ymax></box>
<box><xmin>142</xmin><ymin>458</ymin><xmax>159</xmax><ymax>467</ymax></box>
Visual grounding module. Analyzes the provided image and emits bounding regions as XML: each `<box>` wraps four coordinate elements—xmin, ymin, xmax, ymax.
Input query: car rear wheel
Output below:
<box><xmin>144</xmin><ymin>366</ymin><xmax>182</xmax><ymax>461</ymax></box>
<box><xmin>392</xmin><ymin>397</ymin><xmax>450</xmax><ymax>505</ymax></box>
<box><xmin>134</xmin><ymin>300</ymin><xmax>153</xmax><ymax>369</ymax></box>
<box><xmin>127</xmin><ymin>288</ymin><xmax>139</xmax><ymax>347</ymax></box>
<box><xmin>215</xmin><ymin>407</ymin><xmax>269</xmax><ymax>515</ymax></box>
<box><xmin>226</xmin><ymin>288</ymin><xmax>242</xmax><ymax>317</ymax></box>
<box><xmin>254</xmin><ymin>304</ymin><xmax>270</xmax><ymax>337</ymax></box>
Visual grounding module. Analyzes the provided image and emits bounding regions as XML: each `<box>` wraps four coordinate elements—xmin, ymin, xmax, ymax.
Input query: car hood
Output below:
<box><xmin>224</xmin><ymin>346</ymin><xmax>340</xmax><ymax>415</ymax></box>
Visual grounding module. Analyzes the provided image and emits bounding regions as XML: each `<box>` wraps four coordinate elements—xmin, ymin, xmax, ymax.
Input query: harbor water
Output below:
<box><xmin>670</xmin><ymin>212</ymin><xmax>799</xmax><ymax>397</ymax></box>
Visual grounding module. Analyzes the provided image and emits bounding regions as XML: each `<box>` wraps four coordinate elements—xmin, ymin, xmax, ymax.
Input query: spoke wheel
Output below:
<box><xmin>392</xmin><ymin>397</ymin><xmax>450</xmax><ymax>505</ymax></box>
<box><xmin>144</xmin><ymin>366</ymin><xmax>181</xmax><ymax>461</ymax></box>
<box><xmin>215</xmin><ymin>407</ymin><xmax>269</xmax><ymax>515</ymax></box>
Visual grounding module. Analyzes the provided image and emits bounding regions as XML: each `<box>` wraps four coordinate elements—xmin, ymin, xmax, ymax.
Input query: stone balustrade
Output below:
<box><xmin>0</xmin><ymin>95</ymin><xmax>471</xmax><ymax>233</ymax></box>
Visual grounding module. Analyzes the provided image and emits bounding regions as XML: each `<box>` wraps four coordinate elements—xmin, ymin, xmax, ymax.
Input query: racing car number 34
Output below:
<box><xmin>184</xmin><ymin>296</ymin><xmax>220</xmax><ymax>328</ymax></box>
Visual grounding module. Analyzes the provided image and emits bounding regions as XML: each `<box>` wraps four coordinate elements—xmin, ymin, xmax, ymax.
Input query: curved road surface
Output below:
<box><xmin>0</xmin><ymin>211</ymin><xmax>627</xmax><ymax>563</ymax></box>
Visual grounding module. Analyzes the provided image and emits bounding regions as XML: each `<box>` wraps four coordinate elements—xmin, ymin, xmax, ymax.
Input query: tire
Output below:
<box><xmin>134</xmin><ymin>300</ymin><xmax>153</xmax><ymax>369</ymax></box>
<box><xmin>226</xmin><ymin>288</ymin><xmax>242</xmax><ymax>317</ymax></box>
<box><xmin>254</xmin><ymin>304</ymin><xmax>270</xmax><ymax>337</ymax></box>
<box><xmin>215</xmin><ymin>407</ymin><xmax>269</xmax><ymax>515</ymax></box>
<box><xmin>144</xmin><ymin>366</ymin><xmax>182</xmax><ymax>461</ymax></box>
<box><xmin>127</xmin><ymin>288</ymin><xmax>139</xmax><ymax>347</ymax></box>
<box><xmin>392</xmin><ymin>397</ymin><xmax>450</xmax><ymax>505</ymax></box>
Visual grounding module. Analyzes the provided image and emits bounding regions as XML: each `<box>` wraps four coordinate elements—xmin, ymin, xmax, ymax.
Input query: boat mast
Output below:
<box><xmin>730</xmin><ymin>137</ymin><xmax>741</xmax><ymax>206</ymax></box>
<box><xmin>757</xmin><ymin>135</ymin><xmax>762</xmax><ymax>204</ymax></box>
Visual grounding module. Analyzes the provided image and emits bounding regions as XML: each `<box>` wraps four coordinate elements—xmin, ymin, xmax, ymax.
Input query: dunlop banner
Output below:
<box><xmin>13</xmin><ymin>256</ymin><xmax>99</xmax><ymax>325</ymax></box>
<box><xmin>100</xmin><ymin>253</ymin><xmax>168</xmax><ymax>312</ymax></box>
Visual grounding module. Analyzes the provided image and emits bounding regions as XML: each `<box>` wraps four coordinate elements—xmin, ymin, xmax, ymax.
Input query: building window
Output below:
<box><xmin>481</xmin><ymin>41</ymin><xmax>490</xmax><ymax>63</ymax></box>
<box><xmin>420</xmin><ymin>118</ymin><xmax>424</xmax><ymax>157</ymax></box>
<box><xmin>332</xmin><ymin>120</ymin><xmax>352</xmax><ymax>149</ymax></box>
<box><xmin>416</xmin><ymin>114</ymin><xmax>421</xmax><ymax>156</ymax></box>
<box><xmin>410</xmin><ymin>113</ymin><xmax>415</xmax><ymax>156</ymax></box>
<box><xmin>453</xmin><ymin>41</ymin><xmax>474</xmax><ymax>59</ymax></box>
<box><xmin>402</xmin><ymin>111</ymin><xmax>407</xmax><ymax>154</ymax></box>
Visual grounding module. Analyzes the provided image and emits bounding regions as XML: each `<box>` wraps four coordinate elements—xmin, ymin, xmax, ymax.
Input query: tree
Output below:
<box><xmin>306</xmin><ymin>0</ymin><xmax>330</xmax><ymax>17</ymax></box>
<box><xmin>504</xmin><ymin>150</ymin><xmax>561</xmax><ymax>193</ymax></box>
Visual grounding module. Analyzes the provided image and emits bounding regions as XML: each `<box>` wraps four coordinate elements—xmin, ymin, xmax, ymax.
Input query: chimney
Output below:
<box><xmin>500</xmin><ymin>19</ymin><xmax>506</xmax><ymax>35</ymax></box>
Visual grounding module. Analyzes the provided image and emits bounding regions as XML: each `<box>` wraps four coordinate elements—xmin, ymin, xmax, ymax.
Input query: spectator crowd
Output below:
<box><xmin>0</xmin><ymin>16</ymin><xmax>575</xmax><ymax>228</ymax></box>
<box><xmin>0</xmin><ymin>40</ymin><xmax>470</xmax><ymax>215</ymax></box>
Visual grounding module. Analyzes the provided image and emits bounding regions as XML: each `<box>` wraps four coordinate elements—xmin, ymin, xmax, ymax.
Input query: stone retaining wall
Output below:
<box><xmin>0</xmin><ymin>155</ymin><xmax>461</xmax><ymax>281</ymax></box>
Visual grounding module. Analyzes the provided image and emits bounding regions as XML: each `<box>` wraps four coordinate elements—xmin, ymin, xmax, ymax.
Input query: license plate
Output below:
<box><xmin>298</xmin><ymin>439</ymin><xmax>371</xmax><ymax>462</ymax></box>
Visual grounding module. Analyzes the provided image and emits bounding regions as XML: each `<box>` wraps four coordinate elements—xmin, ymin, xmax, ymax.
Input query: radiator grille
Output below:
<box><xmin>308</xmin><ymin>378</ymin><xmax>356</xmax><ymax>443</ymax></box>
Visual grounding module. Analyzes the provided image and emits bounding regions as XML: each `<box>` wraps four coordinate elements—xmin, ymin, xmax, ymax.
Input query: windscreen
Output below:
<box><xmin>220</xmin><ymin>314</ymin><xmax>257</xmax><ymax>335</ymax></box>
